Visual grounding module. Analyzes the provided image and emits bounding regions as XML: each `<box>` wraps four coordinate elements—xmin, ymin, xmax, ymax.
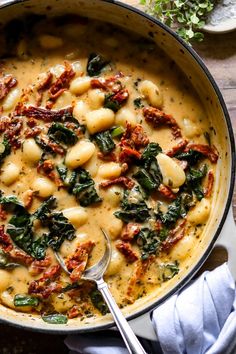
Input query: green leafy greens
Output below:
<box><xmin>0</xmin><ymin>137</ymin><xmax>11</xmax><ymax>165</ymax></box>
<box><xmin>114</xmin><ymin>187</ymin><xmax>150</xmax><ymax>223</ymax></box>
<box><xmin>42</xmin><ymin>313</ymin><xmax>68</xmax><ymax>324</ymax></box>
<box><xmin>57</xmin><ymin>166</ymin><xmax>102</xmax><ymax>207</ymax></box>
<box><xmin>48</xmin><ymin>123</ymin><xmax>78</xmax><ymax>146</ymax></box>
<box><xmin>87</xmin><ymin>53</ymin><xmax>109</xmax><ymax>76</ymax></box>
<box><xmin>93</xmin><ymin>130</ymin><xmax>115</xmax><ymax>154</ymax></box>
<box><xmin>133</xmin><ymin>143</ymin><xmax>162</xmax><ymax>193</ymax></box>
<box><xmin>3</xmin><ymin>196</ymin><xmax>76</xmax><ymax>259</ymax></box>
<box><xmin>90</xmin><ymin>290</ymin><xmax>109</xmax><ymax>315</ymax></box>
<box><xmin>140</xmin><ymin>0</ymin><xmax>216</xmax><ymax>43</ymax></box>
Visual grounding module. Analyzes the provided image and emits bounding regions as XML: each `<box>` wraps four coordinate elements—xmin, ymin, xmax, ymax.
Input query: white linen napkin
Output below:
<box><xmin>65</xmin><ymin>263</ymin><xmax>236</xmax><ymax>354</ymax></box>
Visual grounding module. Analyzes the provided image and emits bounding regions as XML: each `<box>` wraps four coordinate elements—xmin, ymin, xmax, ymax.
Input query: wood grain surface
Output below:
<box><xmin>0</xmin><ymin>2</ymin><xmax>235</xmax><ymax>353</ymax></box>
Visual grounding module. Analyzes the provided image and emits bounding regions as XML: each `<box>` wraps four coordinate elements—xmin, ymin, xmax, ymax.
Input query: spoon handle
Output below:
<box><xmin>97</xmin><ymin>278</ymin><xmax>148</xmax><ymax>354</ymax></box>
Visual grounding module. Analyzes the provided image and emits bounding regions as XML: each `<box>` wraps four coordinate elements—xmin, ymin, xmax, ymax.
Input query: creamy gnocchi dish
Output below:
<box><xmin>0</xmin><ymin>15</ymin><xmax>218</xmax><ymax>324</ymax></box>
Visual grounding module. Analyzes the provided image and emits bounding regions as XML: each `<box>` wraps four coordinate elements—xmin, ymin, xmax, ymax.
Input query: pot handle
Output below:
<box><xmin>215</xmin><ymin>207</ymin><xmax>236</xmax><ymax>280</ymax></box>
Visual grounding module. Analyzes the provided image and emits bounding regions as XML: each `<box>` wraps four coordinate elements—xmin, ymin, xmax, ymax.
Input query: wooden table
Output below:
<box><xmin>1</xmin><ymin>1</ymin><xmax>235</xmax><ymax>353</ymax></box>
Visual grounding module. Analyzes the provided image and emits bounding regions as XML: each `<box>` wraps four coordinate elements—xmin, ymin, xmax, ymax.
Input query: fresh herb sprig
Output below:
<box><xmin>140</xmin><ymin>0</ymin><xmax>216</xmax><ymax>43</ymax></box>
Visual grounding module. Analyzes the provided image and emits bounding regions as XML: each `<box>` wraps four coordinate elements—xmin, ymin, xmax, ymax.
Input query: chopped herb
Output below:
<box><xmin>0</xmin><ymin>137</ymin><xmax>11</xmax><ymax>165</ymax></box>
<box><xmin>14</xmin><ymin>294</ymin><xmax>39</xmax><ymax>307</ymax></box>
<box><xmin>114</xmin><ymin>187</ymin><xmax>150</xmax><ymax>223</ymax></box>
<box><xmin>93</xmin><ymin>130</ymin><xmax>115</xmax><ymax>154</ymax></box>
<box><xmin>90</xmin><ymin>290</ymin><xmax>109</xmax><ymax>315</ymax></box>
<box><xmin>42</xmin><ymin>313</ymin><xmax>68</xmax><ymax>324</ymax></box>
<box><xmin>87</xmin><ymin>53</ymin><xmax>109</xmax><ymax>76</ymax></box>
<box><xmin>48</xmin><ymin>123</ymin><xmax>78</xmax><ymax>146</ymax></box>
<box><xmin>111</xmin><ymin>126</ymin><xmax>125</xmax><ymax>139</ymax></box>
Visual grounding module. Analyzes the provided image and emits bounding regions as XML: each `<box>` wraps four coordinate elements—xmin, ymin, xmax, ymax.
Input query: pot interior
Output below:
<box><xmin>0</xmin><ymin>0</ymin><xmax>234</xmax><ymax>333</ymax></box>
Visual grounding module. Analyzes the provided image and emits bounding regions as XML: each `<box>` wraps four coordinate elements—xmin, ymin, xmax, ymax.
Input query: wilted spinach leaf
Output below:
<box><xmin>104</xmin><ymin>93</ymin><xmax>121</xmax><ymax>112</ymax></box>
<box><xmin>48</xmin><ymin>123</ymin><xmax>78</xmax><ymax>146</ymax></box>
<box><xmin>87</xmin><ymin>53</ymin><xmax>109</xmax><ymax>76</ymax></box>
<box><xmin>114</xmin><ymin>187</ymin><xmax>150</xmax><ymax>223</ymax></box>
<box><xmin>161</xmin><ymin>261</ymin><xmax>179</xmax><ymax>281</ymax></box>
<box><xmin>134</xmin><ymin>143</ymin><xmax>162</xmax><ymax>193</ymax></box>
<box><xmin>0</xmin><ymin>137</ymin><xmax>11</xmax><ymax>165</ymax></box>
<box><xmin>185</xmin><ymin>164</ymin><xmax>207</xmax><ymax>200</ymax></box>
<box><xmin>90</xmin><ymin>290</ymin><xmax>109</xmax><ymax>315</ymax></box>
<box><xmin>136</xmin><ymin>228</ymin><xmax>161</xmax><ymax>260</ymax></box>
<box><xmin>93</xmin><ymin>130</ymin><xmax>115</xmax><ymax>154</ymax></box>
<box><xmin>174</xmin><ymin>149</ymin><xmax>202</xmax><ymax>165</ymax></box>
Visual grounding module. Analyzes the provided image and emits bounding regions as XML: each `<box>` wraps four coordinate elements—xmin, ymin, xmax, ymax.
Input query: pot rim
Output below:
<box><xmin>0</xmin><ymin>0</ymin><xmax>235</xmax><ymax>335</ymax></box>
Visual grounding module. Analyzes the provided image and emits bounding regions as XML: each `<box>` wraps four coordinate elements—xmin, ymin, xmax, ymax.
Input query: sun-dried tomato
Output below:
<box><xmin>0</xmin><ymin>206</ymin><xmax>7</xmax><ymax>221</ymax></box>
<box><xmin>121</xmin><ymin>223</ymin><xmax>141</xmax><ymax>242</ymax></box>
<box><xmin>22</xmin><ymin>190</ymin><xmax>34</xmax><ymax>209</ymax></box>
<box><xmin>68</xmin><ymin>305</ymin><xmax>80</xmax><ymax>319</ymax></box>
<box><xmin>161</xmin><ymin>220</ymin><xmax>186</xmax><ymax>252</ymax></box>
<box><xmin>37</xmin><ymin>159</ymin><xmax>64</xmax><ymax>187</ymax></box>
<box><xmin>97</xmin><ymin>151</ymin><xmax>117</xmax><ymax>162</ymax></box>
<box><xmin>158</xmin><ymin>184</ymin><xmax>177</xmax><ymax>200</ymax></box>
<box><xmin>9</xmin><ymin>248</ymin><xmax>33</xmax><ymax>266</ymax></box>
<box><xmin>0</xmin><ymin>225</ymin><xmax>13</xmax><ymax>252</ymax></box>
<box><xmin>100</xmin><ymin>176</ymin><xmax>135</xmax><ymax>190</ymax></box>
<box><xmin>21</xmin><ymin>105</ymin><xmax>73</xmax><ymax>122</ymax></box>
<box><xmin>35</xmin><ymin>72</ymin><xmax>53</xmax><ymax>106</ymax></box>
<box><xmin>24</xmin><ymin>126</ymin><xmax>42</xmax><ymax>138</ymax></box>
<box><xmin>4</xmin><ymin>117</ymin><xmax>23</xmax><ymax>149</ymax></box>
<box><xmin>204</xmin><ymin>170</ymin><xmax>214</xmax><ymax>198</ymax></box>
<box><xmin>166</xmin><ymin>139</ymin><xmax>188</xmax><ymax>157</ymax></box>
<box><xmin>46</xmin><ymin>62</ymin><xmax>75</xmax><ymax>107</ymax></box>
<box><xmin>143</xmin><ymin>106</ymin><xmax>181</xmax><ymax>139</ymax></box>
<box><xmin>0</xmin><ymin>74</ymin><xmax>17</xmax><ymax>101</ymax></box>
<box><xmin>29</xmin><ymin>256</ymin><xmax>52</xmax><ymax>276</ymax></box>
<box><xmin>120</xmin><ymin>123</ymin><xmax>149</xmax><ymax>149</ymax></box>
<box><xmin>116</xmin><ymin>241</ymin><xmax>138</xmax><ymax>263</ymax></box>
<box><xmin>91</xmin><ymin>73</ymin><xmax>124</xmax><ymax>93</ymax></box>
<box><xmin>119</xmin><ymin>146</ymin><xmax>141</xmax><ymax>163</ymax></box>
<box><xmin>184</xmin><ymin>143</ymin><xmax>219</xmax><ymax>163</ymax></box>
<box><xmin>66</xmin><ymin>241</ymin><xmax>95</xmax><ymax>283</ymax></box>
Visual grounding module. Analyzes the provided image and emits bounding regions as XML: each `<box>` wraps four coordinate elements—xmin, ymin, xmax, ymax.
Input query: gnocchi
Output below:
<box><xmin>32</xmin><ymin>177</ymin><xmax>56</xmax><ymax>198</ymax></box>
<box><xmin>70</xmin><ymin>77</ymin><xmax>91</xmax><ymax>95</ymax></box>
<box><xmin>63</xmin><ymin>207</ymin><xmax>88</xmax><ymax>228</ymax></box>
<box><xmin>139</xmin><ymin>80</ymin><xmax>163</xmax><ymax>108</ymax></box>
<box><xmin>85</xmin><ymin>108</ymin><xmax>115</xmax><ymax>134</ymax></box>
<box><xmin>1</xmin><ymin>162</ymin><xmax>20</xmax><ymax>186</ymax></box>
<box><xmin>157</xmin><ymin>153</ymin><xmax>186</xmax><ymax>188</ymax></box>
<box><xmin>22</xmin><ymin>139</ymin><xmax>42</xmax><ymax>164</ymax></box>
<box><xmin>188</xmin><ymin>198</ymin><xmax>211</xmax><ymax>225</ymax></box>
<box><xmin>115</xmin><ymin>108</ymin><xmax>136</xmax><ymax>127</ymax></box>
<box><xmin>65</xmin><ymin>140</ymin><xmax>96</xmax><ymax>169</ymax></box>
<box><xmin>98</xmin><ymin>162</ymin><xmax>122</xmax><ymax>179</ymax></box>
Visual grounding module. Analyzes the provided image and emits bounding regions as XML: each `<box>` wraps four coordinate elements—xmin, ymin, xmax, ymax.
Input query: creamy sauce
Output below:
<box><xmin>0</xmin><ymin>16</ymin><xmax>217</xmax><ymax>322</ymax></box>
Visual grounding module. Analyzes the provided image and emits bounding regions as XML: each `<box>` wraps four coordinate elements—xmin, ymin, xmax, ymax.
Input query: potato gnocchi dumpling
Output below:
<box><xmin>0</xmin><ymin>15</ymin><xmax>218</xmax><ymax>324</ymax></box>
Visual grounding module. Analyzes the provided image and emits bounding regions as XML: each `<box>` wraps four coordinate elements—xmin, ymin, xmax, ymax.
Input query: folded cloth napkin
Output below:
<box><xmin>65</xmin><ymin>263</ymin><xmax>236</xmax><ymax>354</ymax></box>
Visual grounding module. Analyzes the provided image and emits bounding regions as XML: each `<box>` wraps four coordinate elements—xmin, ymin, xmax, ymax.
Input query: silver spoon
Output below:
<box><xmin>55</xmin><ymin>229</ymin><xmax>147</xmax><ymax>354</ymax></box>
